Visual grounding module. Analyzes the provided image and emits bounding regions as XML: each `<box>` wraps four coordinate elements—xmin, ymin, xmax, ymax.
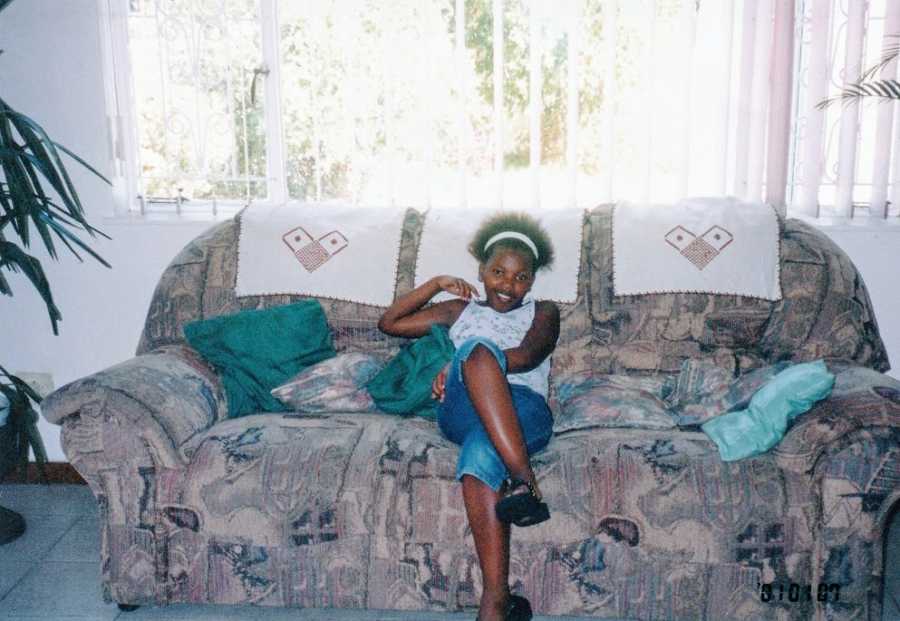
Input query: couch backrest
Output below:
<box><xmin>585</xmin><ymin>207</ymin><xmax>888</xmax><ymax>375</ymax></box>
<box><xmin>136</xmin><ymin>206</ymin><xmax>889</xmax><ymax>379</ymax></box>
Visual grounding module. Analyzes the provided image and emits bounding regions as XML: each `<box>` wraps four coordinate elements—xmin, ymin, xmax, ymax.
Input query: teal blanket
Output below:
<box><xmin>701</xmin><ymin>360</ymin><xmax>835</xmax><ymax>461</ymax></box>
<box><xmin>365</xmin><ymin>324</ymin><xmax>456</xmax><ymax>420</ymax></box>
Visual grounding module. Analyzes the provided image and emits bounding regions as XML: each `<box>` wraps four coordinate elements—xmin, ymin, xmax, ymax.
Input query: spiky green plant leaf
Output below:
<box><xmin>0</xmin><ymin>82</ymin><xmax>112</xmax><ymax>483</ymax></box>
<box><xmin>817</xmin><ymin>79</ymin><xmax>900</xmax><ymax>110</ymax></box>
<box><xmin>0</xmin><ymin>239</ymin><xmax>63</xmax><ymax>330</ymax></box>
<box><xmin>861</xmin><ymin>35</ymin><xmax>900</xmax><ymax>82</ymax></box>
<box><xmin>0</xmin><ymin>98</ymin><xmax>111</xmax><ymax>330</ymax></box>
<box><xmin>818</xmin><ymin>34</ymin><xmax>900</xmax><ymax>109</ymax></box>
<box><xmin>0</xmin><ymin>366</ymin><xmax>47</xmax><ymax>482</ymax></box>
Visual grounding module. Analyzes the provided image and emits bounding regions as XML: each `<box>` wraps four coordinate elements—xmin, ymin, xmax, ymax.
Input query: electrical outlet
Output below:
<box><xmin>13</xmin><ymin>372</ymin><xmax>55</xmax><ymax>399</ymax></box>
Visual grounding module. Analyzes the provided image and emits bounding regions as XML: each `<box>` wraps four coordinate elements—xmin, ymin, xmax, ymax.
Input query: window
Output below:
<box><xmin>106</xmin><ymin>0</ymin><xmax>897</xmax><ymax>218</ymax></box>
<box><xmin>126</xmin><ymin>0</ymin><xmax>268</xmax><ymax>203</ymax></box>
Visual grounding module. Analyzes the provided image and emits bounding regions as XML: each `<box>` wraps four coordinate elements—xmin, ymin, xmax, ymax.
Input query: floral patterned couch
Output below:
<box><xmin>42</xmin><ymin>206</ymin><xmax>900</xmax><ymax>620</ymax></box>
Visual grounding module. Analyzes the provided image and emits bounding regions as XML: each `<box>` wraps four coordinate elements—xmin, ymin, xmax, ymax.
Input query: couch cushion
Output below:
<box><xmin>174</xmin><ymin>413</ymin><xmax>405</xmax><ymax>546</ymax></box>
<box><xmin>271</xmin><ymin>352</ymin><xmax>384</xmax><ymax>413</ymax></box>
<box><xmin>153</xmin><ymin>406</ymin><xmax>812</xmax><ymax>617</ymax></box>
<box><xmin>552</xmin><ymin>360</ymin><xmax>825</xmax><ymax>432</ymax></box>
<box><xmin>665</xmin><ymin>358</ymin><xmax>792</xmax><ymax>426</ymax></box>
<box><xmin>553</xmin><ymin>373</ymin><xmax>676</xmax><ymax>433</ymax></box>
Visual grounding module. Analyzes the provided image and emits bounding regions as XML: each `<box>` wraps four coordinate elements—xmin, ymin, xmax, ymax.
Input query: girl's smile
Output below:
<box><xmin>478</xmin><ymin>248</ymin><xmax>535</xmax><ymax>313</ymax></box>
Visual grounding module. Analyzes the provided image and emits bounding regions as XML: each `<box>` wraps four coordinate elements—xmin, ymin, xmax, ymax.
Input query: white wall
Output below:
<box><xmin>0</xmin><ymin>0</ymin><xmax>212</xmax><ymax>461</ymax></box>
<box><xmin>1</xmin><ymin>1</ymin><xmax>898</xmax><ymax>462</ymax></box>
<box><xmin>821</xmin><ymin>228</ymin><xmax>900</xmax><ymax>381</ymax></box>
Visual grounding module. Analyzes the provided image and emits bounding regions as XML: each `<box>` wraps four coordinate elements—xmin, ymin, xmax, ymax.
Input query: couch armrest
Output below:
<box><xmin>39</xmin><ymin>345</ymin><xmax>226</xmax><ymax>604</ymax></box>
<box><xmin>773</xmin><ymin>365</ymin><xmax>900</xmax><ymax>477</ymax></box>
<box><xmin>42</xmin><ymin>344</ymin><xmax>226</xmax><ymax>466</ymax></box>
<box><xmin>772</xmin><ymin>366</ymin><xmax>900</xmax><ymax>621</ymax></box>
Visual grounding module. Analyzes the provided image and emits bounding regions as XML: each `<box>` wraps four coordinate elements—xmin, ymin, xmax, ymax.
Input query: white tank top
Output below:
<box><xmin>448</xmin><ymin>296</ymin><xmax>552</xmax><ymax>399</ymax></box>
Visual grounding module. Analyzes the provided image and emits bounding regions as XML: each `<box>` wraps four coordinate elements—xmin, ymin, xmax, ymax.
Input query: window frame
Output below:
<box><xmin>100</xmin><ymin>0</ymin><xmax>898</xmax><ymax>223</ymax></box>
<box><xmin>99</xmin><ymin>0</ymin><xmax>292</xmax><ymax>217</ymax></box>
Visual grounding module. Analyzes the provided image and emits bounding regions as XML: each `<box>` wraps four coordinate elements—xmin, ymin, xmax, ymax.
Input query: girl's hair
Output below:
<box><xmin>468</xmin><ymin>211</ymin><xmax>555</xmax><ymax>271</ymax></box>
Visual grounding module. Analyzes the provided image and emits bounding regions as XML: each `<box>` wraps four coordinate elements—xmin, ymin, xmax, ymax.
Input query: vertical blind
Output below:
<box><xmin>791</xmin><ymin>0</ymin><xmax>900</xmax><ymax>218</ymax></box>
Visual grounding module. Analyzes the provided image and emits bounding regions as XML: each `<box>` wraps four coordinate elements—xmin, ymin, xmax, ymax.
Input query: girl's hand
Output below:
<box><xmin>434</xmin><ymin>275</ymin><xmax>479</xmax><ymax>300</ymax></box>
<box><xmin>431</xmin><ymin>362</ymin><xmax>451</xmax><ymax>402</ymax></box>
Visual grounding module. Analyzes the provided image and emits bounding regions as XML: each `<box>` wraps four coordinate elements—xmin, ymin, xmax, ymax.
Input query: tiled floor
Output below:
<box><xmin>0</xmin><ymin>484</ymin><xmax>898</xmax><ymax>621</ymax></box>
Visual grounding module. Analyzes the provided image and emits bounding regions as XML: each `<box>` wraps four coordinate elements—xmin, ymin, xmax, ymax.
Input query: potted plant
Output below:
<box><xmin>0</xmin><ymin>0</ymin><xmax>112</xmax><ymax>543</ymax></box>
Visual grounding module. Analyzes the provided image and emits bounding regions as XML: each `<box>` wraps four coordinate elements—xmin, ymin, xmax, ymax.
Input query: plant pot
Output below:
<box><xmin>0</xmin><ymin>505</ymin><xmax>25</xmax><ymax>545</ymax></box>
<box><xmin>0</xmin><ymin>421</ymin><xmax>27</xmax><ymax>545</ymax></box>
<box><xmin>0</xmin><ymin>418</ymin><xmax>16</xmax><ymax>479</ymax></box>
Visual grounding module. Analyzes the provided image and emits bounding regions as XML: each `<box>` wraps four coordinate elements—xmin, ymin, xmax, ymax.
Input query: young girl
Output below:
<box><xmin>377</xmin><ymin>212</ymin><xmax>559</xmax><ymax>621</ymax></box>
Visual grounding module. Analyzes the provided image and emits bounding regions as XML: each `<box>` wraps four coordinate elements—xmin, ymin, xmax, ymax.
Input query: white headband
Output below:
<box><xmin>483</xmin><ymin>231</ymin><xmax>539</xmax><ymax>260</ymax></box>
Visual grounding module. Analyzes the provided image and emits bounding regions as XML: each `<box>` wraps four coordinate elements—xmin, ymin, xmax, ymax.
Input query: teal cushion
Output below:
<box><xmin>365</xmin><ymin>324</ymin><xmax>456</xmax><ymax>420</ymax></box>
<box><xmin>701</xmin><ymin>360</ymin><xmax>835</xmax><ymax>461</ymax></box>
<box><xmin>183</xmin><ymin>300</ymin><xmax>336</xmax><ymax>418</ymax></box>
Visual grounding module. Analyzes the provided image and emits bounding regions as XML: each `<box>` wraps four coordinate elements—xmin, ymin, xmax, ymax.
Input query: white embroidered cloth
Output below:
<box><xmin>415</xmin><ymin>208</ymin><xmax>585</xmax><ymax>304</ymax></box>
<box><xmin>612</xmin><ymin>197</ymin><xmax>782</xmax><ymax>301</ymax></box>
<box><xmin>236</xmin><ymin>203</ymin><xmax>407</xmax><ymax>306</ymax></box>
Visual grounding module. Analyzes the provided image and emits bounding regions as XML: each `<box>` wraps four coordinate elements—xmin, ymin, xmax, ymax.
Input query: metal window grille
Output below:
<box><xmin>790</xmin><ymin>0</ymin><xmax>900</xmax><ymax>218</ymax></box>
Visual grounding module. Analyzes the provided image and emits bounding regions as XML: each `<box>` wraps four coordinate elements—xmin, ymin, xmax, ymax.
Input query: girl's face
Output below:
<box><xmin>478</xmin><ymin>248</ymin><xmax>535</xmax><ymax>312</ymax></box>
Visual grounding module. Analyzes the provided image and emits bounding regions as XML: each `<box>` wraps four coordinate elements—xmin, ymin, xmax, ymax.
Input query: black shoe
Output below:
<box><xmin>495</xmin><ymin>478</ymin><xmax>550</xmax><ymax>527</ymax></box>
<box><xmin>506</xmin><ymin>594</ymin><xmax>533</xmax><ymax>621</ymax></box>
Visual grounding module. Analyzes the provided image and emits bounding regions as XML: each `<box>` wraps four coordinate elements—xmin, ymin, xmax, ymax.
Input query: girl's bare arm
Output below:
<box><xmin>377</xmin><ymin>276</ymin><xmax>475</xmax><ymax>338</ymax></box>
<box><xmin>503</xmin><ymin>301</ymin><xmax>560</xmax><ymax>373</ymax></box>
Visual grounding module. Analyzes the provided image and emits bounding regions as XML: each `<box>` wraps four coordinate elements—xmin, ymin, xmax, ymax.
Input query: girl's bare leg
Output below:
<box><xmin>462</xmin><ymin>474</ymin><xmax>510</xmax><ymax>621</ymax></box>
<box><xmin>460</xmin><ymin>344</ymin><xmax>540</xmax><ymax>620</ymax></box>
<box><xmin>461</xmin><ymin>344</ymin><xmax>539</xmax><ymax>494</ymax></box>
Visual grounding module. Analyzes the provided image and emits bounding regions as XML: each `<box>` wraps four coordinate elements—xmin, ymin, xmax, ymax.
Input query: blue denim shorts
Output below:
<box><xmin>437</xmin><ymin>337</ymin><xmax>553</xmax><ymax>491</ymax></box>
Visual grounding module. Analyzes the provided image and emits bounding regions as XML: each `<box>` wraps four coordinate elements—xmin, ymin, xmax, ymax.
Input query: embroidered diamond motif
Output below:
<box><xmin>702</xmin><ymin>225</ymin><xmax>734</xmax><ymax>251</ymax></box>
<box><xmin>295</xmin><ymin>242</ymin><xmax>331</xmax><ymax>272</ymax></box>
<box><xmin>282</xmin><ymin>227</ymin><xmax>350</xmax><ymax>273</ymax></box>
<box><xmin>664</xmin><ymin>225</ymin><xmax>695</xmax><ymax>252</ymax></box>
<box><xmin>664</xmin><ymin>224</ymin><xmax>734</xmax><ymax>270</ymax></box>
<box><xmin>681</xmin><ymin>237</ymin><xmax>719</xmax><ymax>269</ymax></box>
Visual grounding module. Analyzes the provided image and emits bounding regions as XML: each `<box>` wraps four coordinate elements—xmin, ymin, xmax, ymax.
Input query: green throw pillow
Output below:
<box><xmin>183</xmin><ymin>300</ymin><xmax>336</xmax><ymax>418</ymax></box>
<box><xmin>365</xmin><ymin>324</ymin><xmax>456</xmax><ymax>420</ymax></box>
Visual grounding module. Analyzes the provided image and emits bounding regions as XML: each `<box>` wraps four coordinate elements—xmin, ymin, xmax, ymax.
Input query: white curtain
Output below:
<box><xmin>363</xmin><ymin>0</ymin><xmax>793</xmax><ymax>210</ymax></box>
<box><xmin>791</xmin><ymin>0</ymin><xmax>900</xmax><ymax>218</ymax></box>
